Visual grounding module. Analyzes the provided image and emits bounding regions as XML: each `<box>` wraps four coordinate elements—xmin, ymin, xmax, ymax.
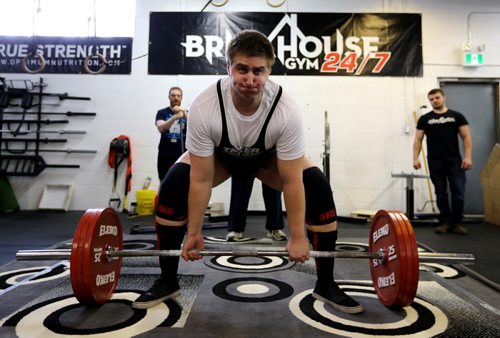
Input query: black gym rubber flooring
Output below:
<box><xmin>0</xmin><ymin>211</ymin><xmax>499</xmax><ymax>337</ymax></box>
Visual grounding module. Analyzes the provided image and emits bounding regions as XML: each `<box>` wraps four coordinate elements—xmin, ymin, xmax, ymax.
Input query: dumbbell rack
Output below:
<box><xmin>0</xmin><ymin>77</ymin><xmax>97</xmax><ymax>176</ymax></box>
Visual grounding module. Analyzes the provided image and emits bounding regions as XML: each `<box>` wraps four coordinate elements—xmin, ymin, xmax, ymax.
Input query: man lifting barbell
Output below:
<box><xmin>131</xmin><ymin>29</ymin><xmax>364</xmax><ymax>313</ymax></box>
<box><xmin>14</xmin><ymin>30</ymin><xmax>475</xmax><ymax>313</ymax></box>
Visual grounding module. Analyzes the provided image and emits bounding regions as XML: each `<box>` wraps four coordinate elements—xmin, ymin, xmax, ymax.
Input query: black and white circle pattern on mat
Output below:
<box><xmin>0</xmin><ymin>263</ymin><xmax>70</xmax><ymax>290</ymax></box>
<box><xmin>2</xmin><ymin>291</ymin><xmax>181</xmax><ymax>336</ymax></box>
<box><xmin>417</xmin><ymin>248</ymin><xmax>464</xmax><ymax>279</ymax></box>
<box><xmin>123</xmin><ymin>239</ymin><xmax>156</xmax><ymax>251</ymax></box>
<box><xmin>289</xmin><ymin>285</ymin><xmax>448</xmax><ymax>337</ymax></box>
<box><xmin>204</xmin><ymin>236</ymin><xmax>261</xmax><ymax>243</ymax></box>
<box><xmin>419</xmin><ymin>263</ymin><xmax>464</xmax><ymax>279</ymax></box>
<box><xmin>205</xmin><ymin>255</ymin><xmax>293</xmax><ymax>273</ymax></box>
<box><xmin>335</xmin><ymin>242</ymin><xmax>368</xmax><ymax>252</ymax></box>
<box><xmin>213</xmin><ymin>277</ymin><xmax>294</xmax><ymax>302</ymax></box>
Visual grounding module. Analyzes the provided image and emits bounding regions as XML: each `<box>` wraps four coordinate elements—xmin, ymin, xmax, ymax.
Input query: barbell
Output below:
<box><xmin>16</xmin><ymin>208</ymin><xmax>474</xmax><ymax>308</ymax></box>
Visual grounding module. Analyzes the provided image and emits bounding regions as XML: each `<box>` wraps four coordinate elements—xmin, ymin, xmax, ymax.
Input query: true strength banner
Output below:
<box><xmin>0</xmin><ymin>36</ymin><xmax>132</xmax><ymax>74</ymax></box>
<box><xmin>148</xmin><ymin>12</ymin><xmax>422</xmax><ymax>76</ymax></box>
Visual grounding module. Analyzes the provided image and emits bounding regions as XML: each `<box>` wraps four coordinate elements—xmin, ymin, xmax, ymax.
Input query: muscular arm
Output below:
<box><xmin>459</xmin><ymin>125</ymin><xmax>473</xmax><ymax>170</ymax></box>
<box><xmin>187</xmin><ymin>153</ymin><xmax>213</xmax><ymax>234</ymax></box>
<box><xmin>277</xmin><ymin>156</ymin><xmax>309</xmax><ymax>262</ymax></box>
<box><xmin>181</xmin><ymin>153</ymin><xmax>213</xmax><ymax>260</ymax></box>
<box><xmin>412</xmin><ymin>129</ymin><xmax>425</xmax><ymax>169</ymax></box>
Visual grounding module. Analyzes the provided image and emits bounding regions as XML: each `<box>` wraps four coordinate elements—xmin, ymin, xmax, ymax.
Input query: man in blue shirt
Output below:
<box><xmin>155</xmin><ymin>87</ymin><xmax>188</xmax><ymax>181</ymax></box>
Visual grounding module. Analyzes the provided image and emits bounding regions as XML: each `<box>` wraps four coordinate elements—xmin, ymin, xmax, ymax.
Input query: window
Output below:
<box><xmin>0</xmin><ymin>0</ymin><xmax>135</xmax><ymax>37</ymax></box>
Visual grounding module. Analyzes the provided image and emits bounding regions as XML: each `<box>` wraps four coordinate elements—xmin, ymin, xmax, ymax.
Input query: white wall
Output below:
<box><xmin>3</xmin><ymin>0</ymin><xmax>500</xmax><ymax>216</ymax></box>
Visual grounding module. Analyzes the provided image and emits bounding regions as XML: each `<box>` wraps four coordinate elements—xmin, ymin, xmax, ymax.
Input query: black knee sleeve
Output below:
<box><xmin>303</xmin><ymin>167</ymin><xmax>337</xmax><ymax>225</ymax></box>
<box><xmin>156</xmin><ymin>162</ymin><xmax>190</xmax><ymax>221</ymax></box>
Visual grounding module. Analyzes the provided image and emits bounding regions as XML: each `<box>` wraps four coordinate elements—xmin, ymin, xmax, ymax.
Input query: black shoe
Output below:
<box><xmin>132</xmin><ymin>277</ymin><xmax>181</xmax><ymax>309</ymax></box>
<box><xmin>312</xmin><ymin>282</ymin><xmax>363</xmax><ymax>314</ymax></box>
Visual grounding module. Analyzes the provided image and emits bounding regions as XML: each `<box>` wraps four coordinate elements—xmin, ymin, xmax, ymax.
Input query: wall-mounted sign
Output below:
<box><xmin>0</xmin><ymin>36</ymin><xmax>133</xmax><ymax>74</ymax></box>
<box><xmin>148</xmin><ymin>12</ymin><xmax>423</xmax><ymax>77</ymax></box>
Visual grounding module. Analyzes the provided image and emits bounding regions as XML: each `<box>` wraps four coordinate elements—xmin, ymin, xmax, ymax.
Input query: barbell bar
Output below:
<box><xmin>15</xmin><ymin>208</ymin><xmax>475</xmax><ymax>308</ymax></box>
<box><xmin>16</xmin><ymin>248</ymin><xmax>474</xmax><ymax>264</ymax></box>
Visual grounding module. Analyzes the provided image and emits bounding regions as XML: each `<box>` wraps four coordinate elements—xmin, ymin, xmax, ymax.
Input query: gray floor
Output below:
<box><xmin>1</xmin><ymin>210</ymin><xmax>500</xmax><ymax>337</ymax></box>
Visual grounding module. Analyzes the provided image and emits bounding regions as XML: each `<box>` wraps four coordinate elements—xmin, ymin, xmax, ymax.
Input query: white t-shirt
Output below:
<box><xmin>186</xmin><ymin>77</ymin><xmax>305</xmax><ymax>161</ymax></box>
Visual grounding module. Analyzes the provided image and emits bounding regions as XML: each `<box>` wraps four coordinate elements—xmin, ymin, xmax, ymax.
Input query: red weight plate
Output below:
<box><xmin>79</xmin><ymin>209</ymin><xmax>103</xmax><ymax>304</ymax></box>
<box><xmin>395</xmin><ymin>211</ymin><xmax>419</xmax><ymax>306</ymax></box>
<box><xmin>390</xmin><ymin>211</ymin><xmax>413</xmax><ymax>307</ymax></box>
<box><xmin>70</xmin><ymin>208</ymin><xmax>123</xmax><ymax>304</ymax></box>
<box><xmin>84</xmin><ymin>208</ymin><xmax>123</xmax><ymax>304</ymax></box>
<box><xmin>71</xmin><ymin>209</ymin><xmax>100</xmax><ymax>303</ymax></box>
<box><xmin>369</xmin><ymin>210</ymin><xmax>410</xmax><ymax>308</ymax></box>
<box><xmin>70</xmin><ymin>209</ymin><xmax>96</xmax><ymax>304</ymax></box>
<box><xmin>402</xmin><ymin>213</ymin><xmax>419</xmax><ymax>306</ymax></box>
<box><xmin>386</xmin><ymin>210</ymin><xmax>410</xmax><ymax>307</ymax></box>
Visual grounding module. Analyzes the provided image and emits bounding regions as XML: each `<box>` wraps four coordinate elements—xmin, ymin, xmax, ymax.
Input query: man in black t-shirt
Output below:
<box><xmin>413</xmin><ymin>88</ymin><xmax>472</xmax><ymax>234</ymax></box>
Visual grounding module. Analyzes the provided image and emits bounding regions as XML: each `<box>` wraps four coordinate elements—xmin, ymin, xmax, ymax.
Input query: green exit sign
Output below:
<box><xmin>463</xmin><ymin>52</ymin><xmax>484</xmax><ymax>67</ymax></box>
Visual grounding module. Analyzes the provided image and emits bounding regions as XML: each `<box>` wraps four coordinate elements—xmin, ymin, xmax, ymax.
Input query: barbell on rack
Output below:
<box><xmin>16</xmin><ymin>208</ymin><xmax>474</xmax><ymax>308</ymax></box>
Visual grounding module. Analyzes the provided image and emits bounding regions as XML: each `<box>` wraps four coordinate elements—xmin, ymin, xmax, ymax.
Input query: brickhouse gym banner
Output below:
<box><xmin>148</xmin><ymin>12</ymin><xmax>422</xmax><ymax>76</ymax></box>
<box><xmin>0</xmin><ymin>36</ymin><xmax>133</xmax><ymax>74</ymax></box>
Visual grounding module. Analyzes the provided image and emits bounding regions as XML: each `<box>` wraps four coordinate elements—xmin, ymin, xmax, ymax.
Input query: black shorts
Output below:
<box><xmin>156</xmin><ymin>163</ymin><xmax>337</xmax><ymax>226</ymax></box>
<box><xmin>303</xmin><ymin>167</ymin><xmax>337</xmax><ymax>225</ymax></box>
<box><xmin>156</xmin><ymin>163</ymin><xmax>190</xmax><ymax>221</ymax></box>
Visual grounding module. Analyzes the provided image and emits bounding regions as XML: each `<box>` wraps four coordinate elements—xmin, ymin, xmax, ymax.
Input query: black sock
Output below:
<box><xmin>156</xmin><ymin>223</ymin><xmax>186</xmax><ymax>282</ymax></box>
<box><xmin>307</xmin><ymin>230</ymin><xmax>338</xmax><ymax>285</ymax></box>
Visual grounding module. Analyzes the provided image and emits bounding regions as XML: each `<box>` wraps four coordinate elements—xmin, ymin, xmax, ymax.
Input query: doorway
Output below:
<box><xmin>439</xmin><ymin>80</ymin><xmax>499</xmax><ymax>215</ymax></box>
